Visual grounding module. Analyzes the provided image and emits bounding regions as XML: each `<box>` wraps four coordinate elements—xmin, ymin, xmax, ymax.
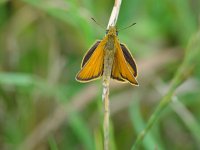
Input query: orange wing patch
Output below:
<box><xmin>76</xmin><ymin>39</ymin><xmax>106</xmax><ymax>82</ymax></box>
<box><xmin>111</xmin><ymin>57</ymin><xmax>126</xmax><ymax>82</ymax></box>
<box><xmin>81</xmin><ymin>40</ymin><xmax>101</xmax><ymax>68</ymax></box>
<box><xmin>111</xmin><ymin>39</ymin><xmax>138</xmax><ymax>85</ymax></box>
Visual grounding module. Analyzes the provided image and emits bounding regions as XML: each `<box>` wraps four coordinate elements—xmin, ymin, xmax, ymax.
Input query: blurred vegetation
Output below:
<box><xmin>0</xmin><ymin>0</ymin><xmax>200</xmax><ymax>150</ymax></box>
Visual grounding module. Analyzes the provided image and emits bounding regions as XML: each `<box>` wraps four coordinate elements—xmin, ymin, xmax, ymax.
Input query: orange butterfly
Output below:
<box><xmin>76</xmin><ymin>26</ymin><xmax>138</xmax><ymax>86</ymax></box>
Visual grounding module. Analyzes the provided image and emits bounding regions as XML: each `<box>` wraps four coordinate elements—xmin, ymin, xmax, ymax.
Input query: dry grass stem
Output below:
<box><xmin>103</xmin><ymin>0</ymin><xmax>122</xmax><ymax>149</ymax></box>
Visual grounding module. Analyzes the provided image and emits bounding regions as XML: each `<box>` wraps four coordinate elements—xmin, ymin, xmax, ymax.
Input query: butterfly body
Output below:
<box><xmin>76</xmin><ymin>26</ymin><xmax>138</xmax><ymax>86</ymax></box>
<box><xmin>103</xmin><ymin>28</ymin><xmax>116</xmax><ymax>85</ymax></box>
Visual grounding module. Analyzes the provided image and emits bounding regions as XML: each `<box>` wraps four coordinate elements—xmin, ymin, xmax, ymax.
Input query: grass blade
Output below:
<box><xmin>131</xmin><ymin>30</ymin><xmax>200</xmax><ymax>150</ymax></box>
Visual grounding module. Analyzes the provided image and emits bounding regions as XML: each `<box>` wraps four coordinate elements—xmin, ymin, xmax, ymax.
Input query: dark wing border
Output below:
<box><xmin>120</xmin><ymin>43</ymin><xmax>137</xmax><ymax>77</ymax></box>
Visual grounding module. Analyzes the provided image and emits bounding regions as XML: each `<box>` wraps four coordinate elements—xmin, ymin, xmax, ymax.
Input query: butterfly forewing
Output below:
<box><xmin>76</xmin><ymin>39</ymin><xmax>106</xmax><ymax>82</ymax></box>
<box><xmin>120</xmin><ymin>43</ymin><xmax>137</xmax><ymax>77</ymax></box>
<box><xmin>111</xmin><ymin>39</ymin><xmax>138</xmax><ymax>85</ymax></box>
<box><xmin>81</xmin><ymin>40</ymin><xmax>101</xmax><ymax>68</ymax></box>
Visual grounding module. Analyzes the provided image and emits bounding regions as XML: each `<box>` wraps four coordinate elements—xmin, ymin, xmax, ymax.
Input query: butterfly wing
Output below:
<box><xmin>111</xmin><ymin>55</ymin><xmax>126</xmax><ymax>82</ymax></box>
<box><xmin>120</xmin><ymin>43</ymin><xmax>137</xmax><ymax>77</ymax></box>
<box><xmin>111</xmin><ymin>39</ymin><xmax>138</xmax><ymax>85</ymax></box>
<box><xmin>76</xmin><ymin>39</ymin><xmax>106</xmax><ymax>82</ymax></box>
<box><xmin>81</xmin><ymin>40</ymin><xmax>101</xmax><ymax>68</ymax></box>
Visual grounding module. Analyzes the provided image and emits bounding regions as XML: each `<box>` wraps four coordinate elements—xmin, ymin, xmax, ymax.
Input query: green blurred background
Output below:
<box><xmin>0</xmin><ymin>0</ymin><xmax>200</xmax><ymax>150</ymax></box>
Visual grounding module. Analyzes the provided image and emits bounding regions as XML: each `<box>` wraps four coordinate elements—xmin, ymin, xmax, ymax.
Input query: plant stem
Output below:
<box><xmin>103</xmin><ymin>82</ymin><xmax>110</xmax><ymax>150</ymax></box>
<box><xmin>103</xmin><ymin>0</ymin><xmax>122</xmax><ymax>149</ymax></box>
<box><xmin>107</xmin><ymin>0</ymin><xmax>122</xmax><ymax>29</ymax></box>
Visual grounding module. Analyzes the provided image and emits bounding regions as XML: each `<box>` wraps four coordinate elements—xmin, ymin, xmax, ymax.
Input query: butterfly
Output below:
<box><xmin>76</xmin><ymin>26</ymin><xmax>138</xmax><ymax>86</ymax></box>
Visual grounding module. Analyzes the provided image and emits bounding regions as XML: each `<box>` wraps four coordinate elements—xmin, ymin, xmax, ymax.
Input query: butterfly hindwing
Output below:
<box><xmin>76</xmin><ymin>39</ymin><xmax>106</xmax><ymax>82</ymax></box>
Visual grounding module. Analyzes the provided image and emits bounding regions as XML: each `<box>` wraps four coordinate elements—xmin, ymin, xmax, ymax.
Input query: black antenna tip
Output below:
<box><xmin>91</xmin><ymin>17</ymin><xmax>96</xmax><ymax>22</ymax></box>
<box><xmin>131</xmin><ymin>23</ymin><xmax>136</xmax><ymax>26</ymax></box>
<box><xmin>90</xmin><ymin>17</ymin><xmax>105</xmax><ymax>29</ymax></box>
<box><xmin>118</xmin><ymin>22</ymin><xmax>137</xmax><ymax>32</ymax></box>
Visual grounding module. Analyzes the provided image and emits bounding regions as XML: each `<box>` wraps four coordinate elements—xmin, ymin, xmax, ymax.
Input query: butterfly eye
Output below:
<box><xmin>116</xmin><ymin>31</ymin><xmax>118</xmax><ymax>36</ymax></box>
<box><xmin>106</xmin><ymin>30</ymin><xmax>109</xmax><ymax>34</ymax></box>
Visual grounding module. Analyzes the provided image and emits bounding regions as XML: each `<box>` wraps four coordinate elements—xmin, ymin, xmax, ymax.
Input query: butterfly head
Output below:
<box><xmin>106</xmin><ymin>26</ymin><xmax>118</xmax><ymax>36</ymax></box>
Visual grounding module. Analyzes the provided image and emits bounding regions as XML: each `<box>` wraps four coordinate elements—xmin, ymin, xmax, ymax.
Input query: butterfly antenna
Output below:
<box><xmin>91</xmin><ymin>17</ymin><xmax>105</xmax><ymax>29</ymax></box>
<box><xmin>118</xmin><ymin>23</ymin><xmax>136</xmax><ymax>32</ymax></box>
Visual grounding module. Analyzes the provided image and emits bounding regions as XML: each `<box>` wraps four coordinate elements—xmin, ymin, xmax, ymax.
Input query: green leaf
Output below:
<box><xmin>129</xmin><ymin>98</ymin><xmax>164</xmax><ymax>150</ymax></box>
<box><xmin>69</xmin><ymin>112</ymin><xmax>94</xmax><ymax>150</ymax></box>
<box><xmin>0</xmin><ymin>73</ymin><xmax>35</xmax><ymax>86</ymax></box>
